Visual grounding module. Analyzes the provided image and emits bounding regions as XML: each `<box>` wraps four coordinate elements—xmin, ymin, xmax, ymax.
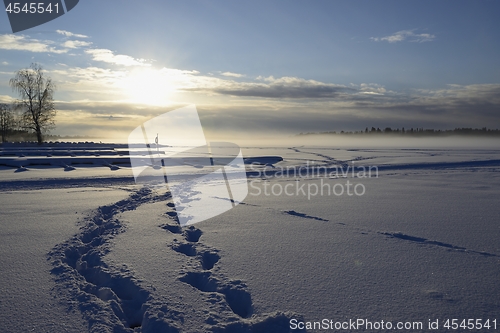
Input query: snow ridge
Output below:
<box><xmin>283</xmin><ymin>210</ymin><xmax>329</xmax><ymax>222</ymax></box>
<box><xmin>381</xmin><ymin>232</ymin><xmax>499</xmax><ymax>257</ymax></box>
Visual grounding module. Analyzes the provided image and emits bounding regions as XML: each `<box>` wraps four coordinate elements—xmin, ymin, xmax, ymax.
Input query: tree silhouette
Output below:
<box><xmin>9</xmin><ymin>63</ymin><xmax>56</xmax><ymax>144</ymax></box>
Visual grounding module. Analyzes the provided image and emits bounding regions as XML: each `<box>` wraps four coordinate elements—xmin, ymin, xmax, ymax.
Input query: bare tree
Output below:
<box><xmin>0</xmin><ymin>103</ymin><xmax>14</xmax><ymax>143</ymax></box>
<box><xmin>9</xmin><ymin>63</ymin><xmax>56</xmax><ymax>144</ymax></box>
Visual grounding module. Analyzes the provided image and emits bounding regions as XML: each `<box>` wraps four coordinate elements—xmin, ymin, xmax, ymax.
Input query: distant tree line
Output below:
<box><xmin>298</xmin><ymin>127</ymin><xmax>500</xmax><ymax>137</ymax></box>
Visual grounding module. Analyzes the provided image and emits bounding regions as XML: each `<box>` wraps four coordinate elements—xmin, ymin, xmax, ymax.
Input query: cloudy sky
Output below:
<box><xmin>0</xmin><ymin>0</ymin><xmax>499</xmax><ymax>140</ymax></box>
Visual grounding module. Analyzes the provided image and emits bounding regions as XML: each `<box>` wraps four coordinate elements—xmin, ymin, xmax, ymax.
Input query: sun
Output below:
<box><xmin>120</xmin><ymin>68</ymin><xmax>175</xmax><ymax>105</ymax></box>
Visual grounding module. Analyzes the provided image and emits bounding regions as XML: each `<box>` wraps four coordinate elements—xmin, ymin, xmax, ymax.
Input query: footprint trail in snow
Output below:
<box><xmin>48</xmin><ymin>187</ymin><xmax>305</xmax><ymax>333</ymax></box>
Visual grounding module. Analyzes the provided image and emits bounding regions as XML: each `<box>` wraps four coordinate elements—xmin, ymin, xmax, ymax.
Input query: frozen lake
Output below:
<box><xmin>1</xmin><ymin>143</ymin><xmax>499</xmax><ymax>332</ymax></box>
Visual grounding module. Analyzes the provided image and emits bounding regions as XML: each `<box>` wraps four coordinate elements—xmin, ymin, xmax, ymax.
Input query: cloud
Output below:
<box><xmin>56</xmin><ymin>30</ymin><xmax>89</xmax><ymax>38</ymax></box>
<box><xmin>371</xmin><ymin>30</ymin><xmax>436</xmax><ymax>43</ymax></box>
<box><xmin>415</xmin><ymin>84</ymin><xmax>500</xmax><ymax>116</ymax></box>
<box><xmin>54</xmin><ymin>65</ymin><xmax>375</xmax><ymax>101</ymax></box>
<box><xmin>20</xmin><ymin>57</ymin><xmax>499</xmax><ymax>135</ymax></box>
<box><xmin>50</xmin><ymin>66</ymin><xmax>128</xmax><ymax>100</ymax></box>
<box><xmin>0</xmin><ymin>95</ymin><xmax>16</xmax><ymax>103</ymax></box>
<box><xmin>53</xmin><ymin>66</ymin><xmax>125</xmax><ymax>78</ymax></box>
<box><xmin>344</xmin><ymin>84</ymin><xmax>500</xmax><ymax>129</ymax></box>
<box><xmin>220</xmin><ymin>71</ymin><xmax>245</xmax><ymax>78</ymax></box>
<box><xmin>48</xmin><ymin>82</ymin><xmax>500</xmax><ymax>138</ymax></box>
<box><xmin>188</xmin><ymin>76</ymin><xmax>355</xmax><ymax>99</ymax></box>
<box><xmin>359</xmin><ymin>83</ymin><xmax>387</xmax><ymax>95</ymax></box>
<box><xmin>62</xmin><ymin>40</ymin><xmax>92</xmax><ymax>49</ymax></box>
<box><xmin>159</xmin><ymin>68</ymin><xmax>200</xmax><ymax>76</ymax></box>
<box><xmin>198</xmin><ymin>84</ymin><xmax>500</xmax><ymax>133</ymax></box>
<box><xmin>85</xmin><ymin>49</ymin><xmax>150</xmax><ymax>67</ymax></box>
<box><xmin>0</xmin><ymin>34</ymin><xmax>68</xmax><ymax>53</ymax></box>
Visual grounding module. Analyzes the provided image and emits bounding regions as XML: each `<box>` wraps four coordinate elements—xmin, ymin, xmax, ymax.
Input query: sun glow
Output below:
<box><xmin>120</xmin><ymin>68</ymin><xmax>176</xmax><ymax>105</ymax></box>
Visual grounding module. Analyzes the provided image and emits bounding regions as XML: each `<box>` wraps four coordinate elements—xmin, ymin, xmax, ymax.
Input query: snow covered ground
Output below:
<box><xmin>1</xmin><ymin>142</ymin><xmax>499</xmax><ymax>332</ymax></box>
